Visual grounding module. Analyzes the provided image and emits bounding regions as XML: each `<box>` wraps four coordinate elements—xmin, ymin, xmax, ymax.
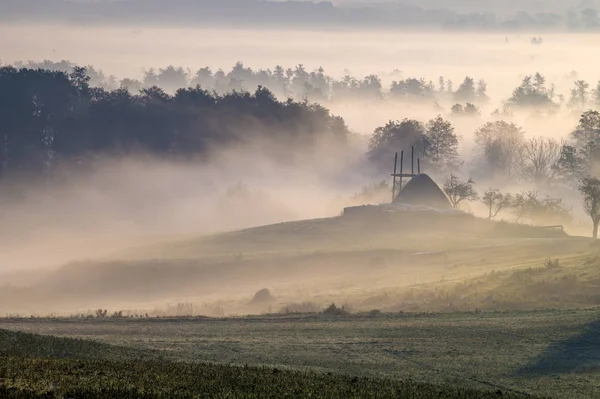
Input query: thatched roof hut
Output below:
<box><xmin>393</xmin><ymin>174</ymin><xmax>451</xmax><ymax>209</ymax></box>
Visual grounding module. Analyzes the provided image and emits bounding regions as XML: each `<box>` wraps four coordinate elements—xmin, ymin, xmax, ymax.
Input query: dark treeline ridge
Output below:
<box><xmin>16</xmin><ymin>60</ymin><xmax>600</xmax><ymax>113</ymax></box>
<box><xmin>1</xmin><ymin>0</ymin><xmax>600</xmax><ymax>31</ymax></box>
<box><xmin>0</xmin><ymin>65</ymin><xmax>350</xmax><ymax>181</ymax></box>
<box><xmin>4</xmin><ymin>62</ymin><xmax>600</xmax><ymax>185</ymax></box>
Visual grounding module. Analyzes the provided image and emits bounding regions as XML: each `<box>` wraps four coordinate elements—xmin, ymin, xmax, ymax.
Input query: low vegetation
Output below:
<box><xmin>3</xmin><ymin>309</ymin><xmax>599</xmax><ymax>398</ymax></box>
<box><xmin>0</xmin><ymin>329</ymin><xmax>533</xmax><ymax>399</ymax></box>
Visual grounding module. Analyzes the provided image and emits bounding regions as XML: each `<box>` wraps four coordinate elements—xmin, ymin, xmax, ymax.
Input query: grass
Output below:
<box><xmin>2</xmin><ymin>228</ymin><xmax>596</xmax><ymax>316</ymax></box>
<box><xmin>0</xmin><ymin>329</ymin><xmax>534</xmax><ymax>399</ymax></box>
<box><xmin>3</xmin><ymin>309</ymin><xmax>600</xmax><ymax>398</ymax></box>
<box><xmin>3</xmin><ymin>215</ymin><xmax>600</xmax><ymax>397</ymax></box>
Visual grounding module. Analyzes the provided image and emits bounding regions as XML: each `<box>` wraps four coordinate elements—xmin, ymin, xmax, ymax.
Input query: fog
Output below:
<box><xmin>2</xmin><ymin>25</ymin><xmax>599</xmax><ymax>98</ymax></box>
<box><xmin>1</xmin><ymin>24</ymin><xmax>599</xmax><ymax>316</ymax></box>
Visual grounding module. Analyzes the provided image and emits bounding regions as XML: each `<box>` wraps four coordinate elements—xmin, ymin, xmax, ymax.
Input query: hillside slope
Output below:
<box><xmin>1</xmin><ymin>212</ymin><xmax>596</xmax><ymax>315</ymax></box>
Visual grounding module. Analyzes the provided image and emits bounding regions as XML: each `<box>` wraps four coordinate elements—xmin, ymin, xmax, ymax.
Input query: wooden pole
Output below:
<box><xmin>411</xmin><ymin>146</ymin><xmax>414</xmax><ymax>176</ymax></box>
<box><xmin>400</xmin><ymin>151</ymin><xmax>404</xmax><ymax>192</ymax></box>
<box><xmin>392</xmin><ymin>152</ymin><xmax>398</xmax><ymax>202</ymax></box>
<box><xmin>418</xmin><ymin>158</ymin><xmax>421</xmax><ymax>174</ymax></box>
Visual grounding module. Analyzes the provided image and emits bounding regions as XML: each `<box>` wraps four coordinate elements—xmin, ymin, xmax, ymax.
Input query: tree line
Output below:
<box><xmin>14</xmin><ymin>60</ymin><xmax>600</xmax><ymax>114</ymax></box>
<box><xmin>367</xmin><ymin>110</ymin><xmax>600</xmax><ymax>184</ymax></box>
<box><xmin>365</xmin><ymin>109</ymin><xmax>600</xmax><ymax>237</ymax></box>
<box><xmin>443</xmin><ymin>175</ymin><xmax>600</xmax><ymax>238</ymax></box>
<box><xmin>0</xmin><ymin>66</ymin><xmax>349</xmax><ymax>181</ymax></box>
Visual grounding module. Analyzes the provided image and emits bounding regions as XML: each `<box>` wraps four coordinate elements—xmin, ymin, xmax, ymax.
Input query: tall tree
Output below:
<box><xmin>553</xmin><ymin>144</ymin><xmax>585</xmax><ymax>184</ymax></box>
<box><xmin>593</xmin><ymin>81</ymin><xmax>600</xmax><ymax>109</ymax></box>
<box><xmin>507</xmin><ymin>73</ymin><xmax>556</xmax><ymax>111</ymax></box>
<box><xmin>571</xmin><ymin>110</ymin><xmax>600</xmax><ymax>172</ymax></box>
<box><xmin>454</xmin><ymin>77</ymin><xmax>476</xmax><ymax>103</ymax></box>
<box><xmin>424</xmin><ymin>116</ymin><xmax>462</xmax><ymax>173</ymax></box>
<box><xmin>579</xmin><ymin>176</ymin><xmax>600</xmax><ymax>238</ymax></box>
<box><xmin>368</xmin><ymin>119</ymin><xmax>426</xmax><ymax>170</ymax></box>
<box><xmin>474</xmin><ymin>121</ymin><xmax>525</xmax><ymax>179</ymax></box>
<box><xmin>568</xmin><ymin>80</ymin><xmax>590</xmax><ymax>110</ymax></box>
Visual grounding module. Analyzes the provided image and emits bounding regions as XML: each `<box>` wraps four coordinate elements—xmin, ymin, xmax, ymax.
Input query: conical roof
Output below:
<box><xmin>393</xmin><ymin>174</ymin><xmax>451</xmax><ymax>209</ymax></box>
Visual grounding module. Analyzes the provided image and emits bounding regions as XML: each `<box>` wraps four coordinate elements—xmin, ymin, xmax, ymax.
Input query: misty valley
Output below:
<box><xmin>2</xmin><ymin>8</ymin><xmax>600</xmax><ymax>398</ymax></box>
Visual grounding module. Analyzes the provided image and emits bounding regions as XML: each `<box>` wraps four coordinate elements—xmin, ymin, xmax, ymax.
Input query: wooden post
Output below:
<box><xmin>399</xmin><ymin>151</ymin><xmax>404</xmax><ymax>192</ymax></box>
<box><xmin>411</xmin><ymin>146</ymin><xmax>414</xmax><ymax>176</ymax></box>
<box><xmin>392</xmin><ymin>152</ymin><xmax>398</xmax><ymax>202</ymax></box>
<box><xmin>418</xmin><ymin>158</ymin><xmax>421</xmax><ymax>174</ymax></box>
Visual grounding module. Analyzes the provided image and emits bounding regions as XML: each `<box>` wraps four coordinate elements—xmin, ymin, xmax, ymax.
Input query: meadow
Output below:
<box><xmin>0</xmin><ymin>328</ymin><xmax>538</xmax><ymax>398</ymax></box>
<box><xmin>1</xmin><ymin>309</ymin><xmax>599</xmax><ymax>398</ymax></box>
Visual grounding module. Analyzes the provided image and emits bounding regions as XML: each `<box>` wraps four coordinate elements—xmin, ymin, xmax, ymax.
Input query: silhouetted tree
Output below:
<box><xmin>593</xmin><ymin>82</ymin><xmax>600</xmax><ymax>109</ymax></box>
<box><xmin>553</xmin><ymin>144</ymin><xmax>585</xmax><ymax>183</ymax></box>
<box><xmin>454</xmin><ymin>77</ymin><xmax>476</xmax><ymax>103</ymax></box>
<box><xmin>568</xmin><ymin>80</ymin><xmax>590</xmax><ymax>110</ymax></box>
<box><xmin>480</xmin><ymin>189</ymin><xmax>512</xmax><ymax>219</ymax></box>
<box><xmin>507</xmin><ymin>73</ymin><xmax>556</xmax><ymax>111</ymax></box>
<box><xmin>424</xmin><ymin>116</ymin><xmax>462</xmax><ymax>173</ymax></box>
<box><xmin>512</xmin><ymin>191</ymin><xmax>571</xmax><ymax>225</ymax></box>
<box><xmin>451</xmin><ymin>103</ymin><xmax>480</xmax><ymax>117</ymax></box>
<box><xmin>579</xmin><ymin>176</ymin><xmax>600</xmax><ymax>238</ymax></box>
<box><xmin>571</xmin><ymin>110</ymin><xmax>600</xmax><ymax>172</ymax></box>
<box><xmin>443</xmin><ymin>175</ymin><xmax>477</xmax><ymax>209</ymax></box>
<box><xmin>368</xmin><ymin>119</ymin><xmax>426</xmax><ymax>170</ymax></box>
<box><xmin>474</xmin><ymin>121</ymin><xmax>525</xmax><ymax>179</ymax></box>
<box><xmin>519</xmin><ymin>137</ymin><xmax>562</xmax><ymax>184</ymax></box>
<box><xmin>389</xmin><ymin>78</ymin><xmax>434</xmax><ymax>101</ymax></box>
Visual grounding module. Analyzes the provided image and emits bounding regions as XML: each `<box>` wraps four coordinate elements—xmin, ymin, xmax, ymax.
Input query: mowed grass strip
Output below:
<box><xmin>0</xmin><ymin>329</ymin><xmax>535</xmax><ymax>399</ymax></box>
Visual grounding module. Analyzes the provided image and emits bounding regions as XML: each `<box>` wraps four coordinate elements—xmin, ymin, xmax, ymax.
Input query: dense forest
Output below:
<box><xmin>4</xmin><ymin>61</ymin><xmax>600</xmax><ymax>184</ymax></box>
<box><xmin>0</xmin><ymin>65</ymin><xmax>350</xmax><ymax>181</ymax></box>
<box><xmin>1</xmin><ymin>0</ymin><xmax>599</xmax><ymax>30</ymax></box>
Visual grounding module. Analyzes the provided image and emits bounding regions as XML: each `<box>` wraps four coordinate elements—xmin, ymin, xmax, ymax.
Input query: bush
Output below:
<box><xmin>322</xmin><ymin>303</ymin><xmax>350</xmax><ymax>316</ymax></box>
<box><xmin>280</xmin><ymin>302</ymin><xmax>319</xmax><ymax>314</ymax></box>
<box><xmin>544</xmin><ymin>258</ymin><xmax>560</xmax><ymax>269</ymax></box>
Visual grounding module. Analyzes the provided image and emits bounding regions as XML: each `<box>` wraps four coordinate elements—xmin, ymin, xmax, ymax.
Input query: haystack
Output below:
<box><xmin>393</xmin><ymin>174</ymin><xmax>451</xmax><ymax>209</ymax></box>
<box><xmin>250</xmin><ymin>288</ymin><xmax>275</xmax><ymax>304</ymax></box>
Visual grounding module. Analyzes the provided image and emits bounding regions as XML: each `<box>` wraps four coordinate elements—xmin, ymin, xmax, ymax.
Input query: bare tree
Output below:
<box><xmin>579</xmin><ymin>176</ymin><xmax>600</xmax><ymax>238</ymax></box>
<box><xmin>443</xmin><ymin>175</ymin><xmax>477</xmax><ymax>209</ymax></box>
<box><xmin>519</xmin><ymin>137</ymin><xmax>563</xmax><ymax>184</ymax></box>
<box><xmin>480</xmin><ymin>189</ymin><xmax>512</xmax><ymax>219</ymax></box>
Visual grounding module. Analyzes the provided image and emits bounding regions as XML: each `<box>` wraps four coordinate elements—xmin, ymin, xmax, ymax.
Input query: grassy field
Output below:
<box><xmin>0</xmin><ymin>329</ymin><xmax>535</xmax><ymax>399</ymax></box>
<box><xmin>2</xmin><ymin>212</ymin><xmax>598</xmax><ymax>316</ymax></box>
<box><xmin>3</xmin><ymin>213</ymin><xmax>600</xmax><ymax>397</ymax></box>
<box><xmin>2</xmin><ymin>308</ymin><xmax>599</xmax><ymax>398</ymax></box>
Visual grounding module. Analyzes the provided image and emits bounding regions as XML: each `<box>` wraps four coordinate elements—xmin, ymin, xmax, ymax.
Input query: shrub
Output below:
<box><xmin>280</xmin><ymin>302</ymin><xmax>319</xmax><ymax>314</ymax></box>
<box><xmin>322</xmin><ymin>303</ymin><xmax>350</xmax><ymax>316</ymax></box>
<box><xmin>544</xmin><ymin>258</ymin><xmax>560</xmax><ymax>269</ymax></box>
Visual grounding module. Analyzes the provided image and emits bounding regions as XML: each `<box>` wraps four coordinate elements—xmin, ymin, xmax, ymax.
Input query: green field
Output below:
<box><xmin>2</xmin><ymin>308</ymin><xmax>599</xmax><ymax>398</ymax></box>
<box><xmin>0</xmin><ymin>328</ymin><xmax>537</xmax><ymax>398</ymax></box>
